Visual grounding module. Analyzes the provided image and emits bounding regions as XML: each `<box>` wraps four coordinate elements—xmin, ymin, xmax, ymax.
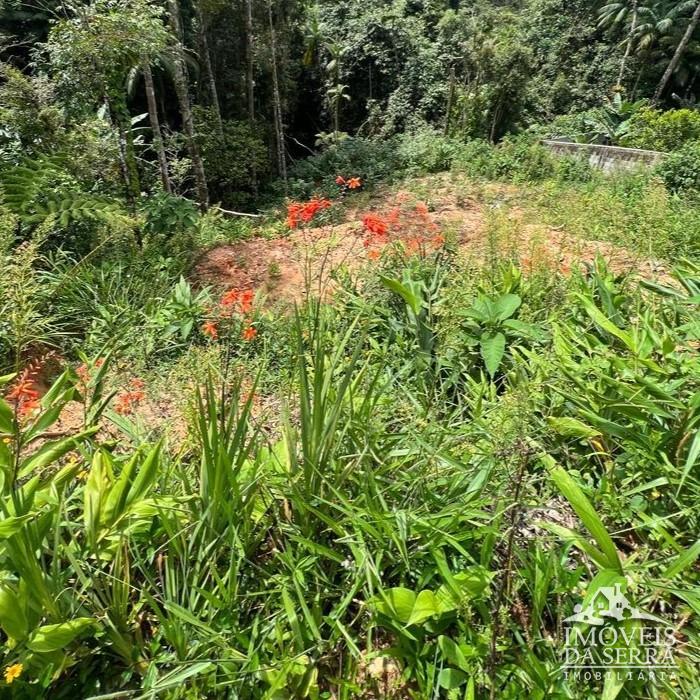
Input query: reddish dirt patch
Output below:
<box><xmin>192</xmin><ymin>180</ymin><xmax>670</xmax><ymax>305</ymax></box>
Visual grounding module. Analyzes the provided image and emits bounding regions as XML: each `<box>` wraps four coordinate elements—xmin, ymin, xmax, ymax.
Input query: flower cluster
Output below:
<box><xmin>286</xmin><ymin>198</ymin><xmax>331</xmax><ymax>229</ymax></box>
<box><xmin>201</xmin><ymin>287</ymin><xmax>258</xmax><ymax>342</ymax></box>
<box><xmin>6</xmin><ymin>367</ymin><xmax>41</xmax><ymax>418</ymax></box>
<box><xmin>360</xmin><ymin>200</ymin><xmax>445</xmax><ymax>261</ymax></box>
<box><xmin>335</xmin><ymin>175</ymin><xmax>362</xmax><ymax>190</ymax></box>
<box><xmin>114</xmin><ymin>378</ymin><xmax>145</xmax><ymax>416</ymax></box>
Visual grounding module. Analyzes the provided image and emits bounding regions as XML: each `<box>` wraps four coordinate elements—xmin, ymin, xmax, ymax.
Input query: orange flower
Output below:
<box><xmin>220</xmin><ymin>289</ymin><xmax>239</xmax><ymax>308</ymax></box>
<box><xmin>238</xmin><ymin>289</ymin><xmax>254</xmax><ymax>314</ymax></box>
<box><xmin>202</xmin><ymin>321</ymin><xmax>219</xmax><ymax>340</ymax></box>
<box><xmin>347</xmin><ymin>177</ymin><xmax>362</xmax><ymax>189</ymax></box>
<box><xmin>286</xmin><ymin>198</ymin><xmax>331</xmax><ymax>229</ymax></box>
<box><xmin>114</xmin><ymin>378</ymin><xmax>145</xmax><ymax>415</ymax></box>
<box><xmin>431</xmin><ymin>233</ymin><xmax>446</xmax><ymax>248</ymax></box>
<box><xmin>367</xmin><ymin>249</ymin><xmax>381</xmax><ymax>261</ymax></box>
<box><xmin>6</xmin><ymin>369</ymin><xmax>40</xmax><ymax>417</ymax></box>
<box><xmin>242</xmin><ymin>325</ymin><xmax>258</xmax><ymax>341</ymax></box>
<box><xmin>335</xmin><ymin>175</ymin><xmax>346</xmax><ymax>185</ymax></box>
<box><xmin>362</xmin><ymin>213</ymin><xmax>388</xmax><ymax>237</ymax></box>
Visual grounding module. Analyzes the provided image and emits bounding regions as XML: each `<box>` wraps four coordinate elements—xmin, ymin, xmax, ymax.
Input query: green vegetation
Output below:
<box><xmin>1</xmin><ymin>0</ymin><xmax>700</xmax><ymax>697</ymax></box>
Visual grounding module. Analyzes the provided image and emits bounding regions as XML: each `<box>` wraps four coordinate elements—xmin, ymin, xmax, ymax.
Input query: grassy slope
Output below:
<box><xmin>0</xmin><ymin>172</ymin><xmax>699</xmax><ymax>698</ymax></box>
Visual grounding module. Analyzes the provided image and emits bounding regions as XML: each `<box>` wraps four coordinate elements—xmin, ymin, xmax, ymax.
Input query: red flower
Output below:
<box><xmin>238</xmin><ymin>289</ymin><xmax>254</xmax><ymax>314</ymax></box>
<box><xmin>347</xmin><ymin>177</ymin><xmax>362</xmax><ymax>190</ymax></box>
<box><xmin>114</xmin><ymin>378</ymin><xmax>145</xmax><ymax>415</ymax></box>
<box><xmin>335</xmin><ymin>175</ymin><xmax>346</xmax><ymax>185</ymax></box>
<box><xmin>286</xmin><ymin>198</ymin><xmax>331</xmax><ymax>229</ymax></box>
<box><xmin>242</xmin><ymin>325</ymin><xmax>258</xmax><ymax>341</ymax></box>
<box><xmin>362</xmin><ymin>213</ymin><xmax>388</xmax><ymax>237</ymax></box>
<box><xmin>6</xmin><ymin>369</ymin><xmax>40</xmax><ymax>417</ymax></box>
<box><xmin>202</xmin><ymin>321</ymin><xmax>219</xmax><ymax>340</ymax></box>
<box><xmin>220</xmin><ymin>289</ymin><xmax>239</xmax><ymax>308</ymax></box>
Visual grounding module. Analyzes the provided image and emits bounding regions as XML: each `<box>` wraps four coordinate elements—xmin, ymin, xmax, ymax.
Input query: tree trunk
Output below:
<box><xmin>617</xmin><ymin>0</ymin><xmax>638</xmax><ymax>88</ymax></box>
<box><xmin>106</xmin><ymin>90</ymin><xmax>140</xmax><ymax>207</ymax></box>
<box><xmin>653</xmin><ymin>0</ymin><xmax>700</xmax><ymax>103</ymax></box>
<box><xmin>168</xmin><ymin>0</ymin><xmax>209</xmax><ymax>210</ymax></box>
<box><xmin>444</xmin><ymin>64</ymin><xmax>455</xmax><ymax>136</ymax></box>
<box><xmin>245</xmin><ymin>0</ymin><xmax>257</xmax><ymax>195</ymax></box>
<box><xmin>142</xmin><ymin>59</ymin><xmax>172</xmax><ymax>194</ymax></box>
<box><xmin>268</xmin><ymin>0</ymin><xmax>286</xmax><ymax>187</ymax></box>
<box><xmin>194</xmin><ymin>1</ymin><xmax>223</xmax><ymax>137</ymax></box>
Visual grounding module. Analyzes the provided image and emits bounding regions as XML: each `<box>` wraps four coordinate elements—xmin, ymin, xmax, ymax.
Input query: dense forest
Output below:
<box><xmin>3</xmin><ymin>0</ymin><xmax>700</xmax><ymax>213</ymax></box>
<box><xmin>1</xmin><ymin>0</ymin><xmax>700</xmax><ymax>698</ymax></box>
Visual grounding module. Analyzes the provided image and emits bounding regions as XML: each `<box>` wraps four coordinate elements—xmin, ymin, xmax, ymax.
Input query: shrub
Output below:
<box><xmin>452</xmin><ymin>136</ymin><xmax>557</xmax><ymax>182</ymax></box>
<box><xmin>491</xmin><ymin>136</ymin><xmax>556</xmax><ymax>180</ymax></box>
<box><xmin>396</xmin><ymin>127</ymin><xmax>460</xmax><ymax>175</ymax></box>
<box><xmin>655</xmin><ymin>140</ymin><xmax>700</xmax><ymax>193</ymax></box>
<box><xmin>287</xmin><ymin>136</ymin><xmax>405</xmax><ymax>198</ymax></box>
<box><xmin>554</xmin><ymin>154</ymin><xmax>595</xmax><ymax>183</ymax></box>
<box><xmin>194</xmin><ymin>107</ymin><xmax>268</xmax><ymax>205</ymax></box>
<box><xmin>451</xmin><ymin>139</ymin><xmax>496</xmax><ymax>177</ymax></box>
<box><xmin>621</xmin><ymin>107</ymin><xmax>700</xmax><ymax>152</ymax></box>
<box><xmin>140</xmin><ymin>191</ymin><xmax>199</xmax><ymax>243</ymax></box>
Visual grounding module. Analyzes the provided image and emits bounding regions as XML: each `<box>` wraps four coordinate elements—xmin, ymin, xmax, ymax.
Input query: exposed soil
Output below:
<box><xmin>191</xmin><ymin>177</ymin><xmax>670</xmax><ymax>305</ymax></box>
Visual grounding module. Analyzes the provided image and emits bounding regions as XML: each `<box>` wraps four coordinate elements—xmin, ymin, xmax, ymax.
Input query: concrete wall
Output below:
<box><xmin>541</xmin><ymin>140</ymin><xmax>666</xmax><ymax>173</ymax></box>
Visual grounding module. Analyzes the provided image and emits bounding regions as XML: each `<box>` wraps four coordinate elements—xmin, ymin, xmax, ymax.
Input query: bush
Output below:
<box><xmin>622</xmin><ymin>107</ymin><xmax>700</xmax><ymax>152</ymax></box>
<box><xmin>194</xmin><ymin>107</ymin><xmax>268</xmax><ymax>206</ymax></box>
<box><xmin>396</xmin><ymin>127</ymin><xmax>460</xmax><ymax>175</ymax></box>
<box><xmin>451</xmin><ymin>139</ymin><xmax>496</xmax><ymax>177</ymax></box>
<box><xmin>287</xmin><ymin>136</ymin><xmax>405</xmax><ymax>198</ymax></box>
<box><xmin>453</xmin><ymin>136</ymin><xmax>556</xmax><ymax>182</ymax></box>
<box><xmin>554</xmin><ymin>154</ymin><xmax>595</xmax><ymax>183</ymax></box>
<box><xmin>655</xmin><ymin>140</ymin><xmax>700</xmax><ymax>193</ymax></box>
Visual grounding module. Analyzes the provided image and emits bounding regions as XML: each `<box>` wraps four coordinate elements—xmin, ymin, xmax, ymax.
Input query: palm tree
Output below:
<box><xmin>653</xmin><ymin>0</ymin><xmax>700</xmax><ymax>101</ymax></box>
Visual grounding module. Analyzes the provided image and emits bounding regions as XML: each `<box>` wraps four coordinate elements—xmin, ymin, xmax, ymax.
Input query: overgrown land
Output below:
<box><xmin>1</xmin><ymin>1</ymin><xmax>700</xmax><ymax>698</ymax></box>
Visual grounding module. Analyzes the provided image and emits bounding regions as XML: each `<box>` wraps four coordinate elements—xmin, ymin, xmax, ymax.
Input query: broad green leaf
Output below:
<box><xmin>575</xmin><ymin>293</ymin><xmax>635</xmax><ymax>352</ymax></box>
<box><xmin>480</xmin><ymin>332</ymin><xmax>506</xmax><ymax>378</ymax></box>
<box><xmin>0</xmin><ymin>586</ymin><xmax>27</xmax><ymax>639</ymax></box>
<box><xmin>127</xmin><ymin>441</ymin><xmax>162</xmax><ymax>506</ymax></box>
<box><xmin>438</xmin><ymin>667</ymin><xmax>468</xmax><ymax>689</ymax></box>
<box><xmin>406</xmin><ymin>589</ymin><xmax>440</xmax><ymax>626</ymax></box>
<box><xmin>493</xmin><ymin>293</ymin><xmax>521</xmax><ymax>321</ymax></box>
<box><xmin>374</xmin><ymin>588</ymin><xmax>416</xmax><ymax>624</ymax></box>
<box><xmin>502</xmin><ymin>318</ymin><xmax>546</xmax><ymax>340</ymax></box>
<box><xmin>0</xmin><ymin>398</ymin><xmax>14</xmax><ymax>434</ymax></box>
<box><xmin>438</xmin><ymin>636</ymin><xmax>469</xmax><ymax>671</ymax></box>
<box><xmin>27</xmin><ymin>618</ymin><xmax>94</xmax><ymax>652</ymax></box>
<box><xmin>380</xmin><ymin>276</ymin><xmax>421</xmax><ymax>316</ymax></box>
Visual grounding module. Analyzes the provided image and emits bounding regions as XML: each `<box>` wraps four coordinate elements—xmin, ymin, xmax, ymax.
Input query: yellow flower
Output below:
<box><xmin>1</xmin><ymin>437</ymin><xmax>10</xmax><ymax>445</ymax></box>
<box><xmin>4</xmin><ymin>663</ymin><xmax>23</xmax><ymax>684</ymax></box>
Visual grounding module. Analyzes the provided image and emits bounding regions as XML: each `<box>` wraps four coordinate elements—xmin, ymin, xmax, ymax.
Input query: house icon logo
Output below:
<box><xmin>563</xmin><ymin>583</ymin><xmax>665</xmax><ymax>626</ymax></box>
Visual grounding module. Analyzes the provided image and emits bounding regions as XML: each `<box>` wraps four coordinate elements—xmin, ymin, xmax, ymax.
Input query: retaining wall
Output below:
<box><xmin>541</xmin><ymin>140</ymin><xmax>666</xmax><ymax>173</ymax></box>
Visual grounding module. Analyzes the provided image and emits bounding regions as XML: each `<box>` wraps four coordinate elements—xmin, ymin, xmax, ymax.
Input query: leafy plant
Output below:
<box><xmin>459</xmin><ymin>292</ymin><xmax>544</xmax><ymax>378</ymax></box>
